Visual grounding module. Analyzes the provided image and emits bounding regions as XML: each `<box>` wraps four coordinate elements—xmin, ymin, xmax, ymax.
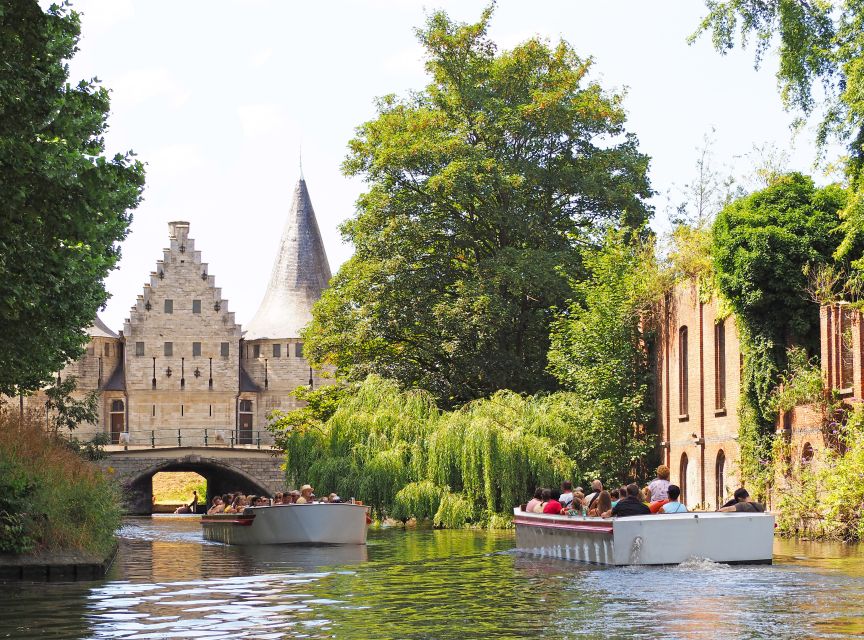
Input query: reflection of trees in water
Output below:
<box><xmin>0</xmin><ymin>581</ymin><xmax>92</xmax><ymax>639</ymax></box>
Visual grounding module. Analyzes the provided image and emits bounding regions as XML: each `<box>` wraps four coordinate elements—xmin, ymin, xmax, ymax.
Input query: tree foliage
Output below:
<box><xmin>304</xmin><ymin>7</ymin><xmax>652</xmax><ymax>406</ymax></box>
<box><xmin>0</xmin><ymin>2</ymin><xmax>145</xmax><ymax>395</ymax></box>
<box><xmin>547</xmin><ymin>231</ymin><xmax>661</xmax><ymax>481</ymax></box>
<box><xmin>268</xmin><ymin>374</ymin><xmax>652</xmax><ymax>527</ymax></box>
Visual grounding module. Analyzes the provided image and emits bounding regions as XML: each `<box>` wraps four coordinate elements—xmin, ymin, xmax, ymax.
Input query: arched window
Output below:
<box><xmin>679</xmin><ymin>452</ymin><xmax>689</xmax><ymax>505</ymax></box>
<box><xmin>714</xmin><ymin>320</ymin><xmax>726</xmax><ymax>411</ymax></box>
<box><xmin>802</xmin><ymin>442</ymin><xmax>814</xmax><ymax>464</ymax></box>
<box><xmin>679</xmin><ymin>326</ymin><xmax>689</xmax><ymax>417</ymax></box>
<box><xmin>715</xmin><ymin>450</ymin><xmax>726</xmax><ymax>508</ymax></box>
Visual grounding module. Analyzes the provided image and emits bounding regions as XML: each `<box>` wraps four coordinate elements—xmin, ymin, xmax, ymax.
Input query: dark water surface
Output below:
<box><xmin>2</xmin><ymin>517</ymin><xmax>864</xmax><ymax>639</ymax></box>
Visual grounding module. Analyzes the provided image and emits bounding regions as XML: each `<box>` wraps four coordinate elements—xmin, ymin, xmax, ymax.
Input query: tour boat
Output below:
<box><xmin>513</xmin><ymin>508</ymin><xmax>775</xmax><ymax>565</ymax></box>
<box><xmin>201</xmin><ymin>503</ymin><xmax>371</xmax><ymax>545</ymax></box>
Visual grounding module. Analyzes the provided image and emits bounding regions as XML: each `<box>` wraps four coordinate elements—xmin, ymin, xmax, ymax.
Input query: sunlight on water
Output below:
<box><xmin>1</xmin><ymin>518</ymin><xmax>864</xmax><ymax>639</ymax></box>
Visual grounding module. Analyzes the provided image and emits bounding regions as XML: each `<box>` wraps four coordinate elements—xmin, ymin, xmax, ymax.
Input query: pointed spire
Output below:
<box><xmin>243</xmin><ymin>178</ymin><xmax>331</xmax><ymax>340</ymax></box>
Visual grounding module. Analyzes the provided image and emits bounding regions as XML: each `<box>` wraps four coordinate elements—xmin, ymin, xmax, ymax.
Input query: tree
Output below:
<box><xmin>691</xmin><ymin>1</ymin><xmax>864</xmax><ymax>273</ymax></box>
<box><xmin>712</xmin><ymin>173</ymin><xmax>845</xmax><ymax>428</ymax></box>
<box><xmin>547</xmin><ymin>231</ymin><xmax>662</xmax><ymax>482</ymax></box>
<box><xmin>304</xmin><ymin>7</ymin><xmax>652</xmax><ymax>406</ymax></box>
<box><xmin>0</xmin><ymin>2</ymin><xmax>145</xmax><ymax>395</ymax></box>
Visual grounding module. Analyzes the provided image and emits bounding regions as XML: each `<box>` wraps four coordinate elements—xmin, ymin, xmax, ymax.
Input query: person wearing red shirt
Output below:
<box><xmin>540</xmin><ymin>488</ymin><xmax>563</xmax><ymax>514</ymax></box>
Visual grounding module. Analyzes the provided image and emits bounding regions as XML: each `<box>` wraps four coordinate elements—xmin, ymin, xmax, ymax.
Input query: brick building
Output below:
<box><xmin>656</xmin><ymin>281</ymin><xmax>741</xmax><ymax>509</ymax></box>
<box><xmin>656</xmin><ymin>283</ymin><xmax>861</xmax><ymax>509</ymax></box>
<box><xmin>26</xmin><ymin>178</ymin><xmax>331</xmax><ymax>447</ymax></box>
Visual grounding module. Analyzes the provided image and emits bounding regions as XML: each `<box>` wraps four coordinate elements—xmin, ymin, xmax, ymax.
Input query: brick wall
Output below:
<box><xmin>656</xmin><ymin>280</ymin><xmax>741</xmax><ymax>509</ymax></box>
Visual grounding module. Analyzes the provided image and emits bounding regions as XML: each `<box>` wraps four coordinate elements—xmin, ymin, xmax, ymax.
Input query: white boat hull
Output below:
<box><xmin>202</xmin><ymin>503</ymin><xmax>370</xmax><ymax>545</ymax></box>
<box><xmin>514</xmin><ymin>508</ymin><xmax>774</xmax><ymax>565</ymax></box>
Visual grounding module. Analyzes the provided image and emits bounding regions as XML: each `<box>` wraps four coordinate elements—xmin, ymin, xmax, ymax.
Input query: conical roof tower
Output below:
<box><xmin>244</xmin><ymin>178</ymin><xmax>332</xmax><ymax>340</ymax></box>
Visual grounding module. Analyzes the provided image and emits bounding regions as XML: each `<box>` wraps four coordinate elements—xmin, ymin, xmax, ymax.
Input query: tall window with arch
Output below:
<box><xmin>679</xmin><ymin>326</ymin><xmax>689</xmax><ymax>417</ymax></box>
<box><xmin>679</xmin><ymin>452</ymin><xmax>689</xmax><ymax>505</ymax></box>
<box><xmin>714</xmin><ymin>320</ymin><xmax>726</xmax><ymax>411</ymax></box>
<box><xmin>715</xmin><ymin>450</ymin><xmax>726</xmax><ymax>508</ymax></box>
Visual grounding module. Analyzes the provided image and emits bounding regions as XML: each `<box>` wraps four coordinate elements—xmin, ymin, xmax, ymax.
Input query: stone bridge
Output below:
<box><xmin>98</xmin><ymin>447</ymin><xmax>287</xmax><ymax>514</ymax></box>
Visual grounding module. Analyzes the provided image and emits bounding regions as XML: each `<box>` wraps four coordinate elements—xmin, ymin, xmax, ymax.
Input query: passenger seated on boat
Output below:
<box><xmin>648</xmin><ymin>465</ymin><xmax>671</xmax><ymax>501</ymax></box>
<box><xmin>296</xmin><ymin>484</ymin><xmax>315</xmax><ymax>504</ymax></box>
<box><xmin>207</xmin><ymin>497</ymin><xmax>224</xmax><ymax>515</ymax></box>
<box><xmin>224</xmin><ymin>496</ymin><xmax>242</xmax><ymax>514</ymax></box>
<box><xmin>641</xmin><ymin>486</ymin><xmax>652</xmax><ymax>505</ymax></box>
<box><xmin>542</xmin><ymin>489</ymin><xmax>564</xmax><ymax>515</ymax></box>
<box><xmin>559</xmin><ymin>481</ymin><xmax>574</xmax><ymax>509</ymax></box>
<box><xmin>329</xmin><ymin>493</ymin><xmax>343</xmax><ymax>503</ymax></box>
<box><xmin>648</xmin><ymin>496</ymin><xmax>669</xmax><ymax>513</ymax></box>
<box><xmin>565</xmin><ymin>491</ymin><xmax>585</xmax><ymax>516</ymax></box>
<box><xmin>584</xmin><ymin>480</ymin><xmax>603</xmax><ymax>511</ymax></box>
<box><xmin>288</xmin><ymin>490</ymin><xmax>301</xmax><ymax>503</ymax></box>
<box><xmin>609</xmin><ymin>489</ymin><xmax>620</xmax><ymax>508</ymax></box>
<box><xmin>587</xmin><ymin>491</ymin><xmax>611</xmax><ymax>517</ymax></box>
<box><xmin>525</xmin><ymin>488</ymin><xmax>543</xmax><ymax>513</ymax></box>
<box><xmin>659</xmin><ymin>485</ymin><xmax>688</xmax><ymax>513</ymax></box>
<box><xmin>719</xmin><ymin>488</ymin><xmax>765</xmax><ymax>513</ymax></box>
<box><xmin>604</xmin><ymin>483</ymin><xmax>650</xmax><ymax>518</ymax></box>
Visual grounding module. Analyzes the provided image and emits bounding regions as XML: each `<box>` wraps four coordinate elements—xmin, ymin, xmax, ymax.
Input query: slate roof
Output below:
<box><xmin>243</xmin><ymin>178</ymin><xmax>332</xmax><ymax>340</ymax></box>
<box><xmin>87</xmin><ymin>315</ymin><xmax>118</xmax><ymax>339</ymax></box>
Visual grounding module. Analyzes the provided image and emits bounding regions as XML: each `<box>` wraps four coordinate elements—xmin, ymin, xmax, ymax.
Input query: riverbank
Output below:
<box><xmin>0</xmin><ymin>543</ymin><xmax>117</xmax><ymax>582</ymax></box>
<box><xmin>0</xmin><ymin>412</ymin><xmax>121</xmax><ymax>563</ymax></box>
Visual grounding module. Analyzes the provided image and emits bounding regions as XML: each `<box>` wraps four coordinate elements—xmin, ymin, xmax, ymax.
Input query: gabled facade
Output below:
<box><xmin>22</xmin><ymin>179</ymin><xmax>332</xmax><ymax>447</ymax></box>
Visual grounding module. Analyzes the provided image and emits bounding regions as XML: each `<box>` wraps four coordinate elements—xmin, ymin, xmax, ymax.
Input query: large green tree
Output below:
<box><xmin>712</xmin><ymin>173</ymin><xmax>845</xmax><ymax>431</ymax></box>
<box><xmin>0</xmin><ymin>2</ymin><xmax>144</xmax><ymax>395</ymax></box>
<box><xmin>305</xmin><ymin>8</ymin><xmax>652</xmax><ymax>405</ymax></box>
<box><xmin>692</xmin><ymin>1</ymin><xmax>864</xmax><ymax>271</ymax></box>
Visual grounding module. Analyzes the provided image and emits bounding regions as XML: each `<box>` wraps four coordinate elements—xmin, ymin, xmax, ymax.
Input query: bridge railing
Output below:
<box><xmin>107</xmin><ymin>428</ymin><xmax>278</xmax><ymax>450</ymax></box>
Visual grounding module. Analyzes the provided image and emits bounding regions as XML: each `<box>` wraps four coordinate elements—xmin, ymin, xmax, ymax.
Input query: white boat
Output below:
<box><xmin>201</xmin><ymin>503</ymin><xmax>370</xmax><ymax>545</ymax></box>
<box><xmin>513</xmin><ymin>508</ymin><xmax>774</xmax><ymax>565</ymax></box>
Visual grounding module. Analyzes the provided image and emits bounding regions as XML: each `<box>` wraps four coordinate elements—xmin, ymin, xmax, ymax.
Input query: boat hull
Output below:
<box><xmin>514</xmin><ymin>509</ymin><xmax>774</xmax><ymax>565</ymax></box>
<box><xmin>202</xmin><ymin>503</ymin><xmax>370</xmax><ymax>545</ymax></box>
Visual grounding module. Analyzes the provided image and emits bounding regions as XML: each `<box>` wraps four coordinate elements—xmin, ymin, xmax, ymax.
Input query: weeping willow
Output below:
<box><xmin>271</xmin><ymin>376</ymin><xmax>595</xmax><ymax>528</ymax></box>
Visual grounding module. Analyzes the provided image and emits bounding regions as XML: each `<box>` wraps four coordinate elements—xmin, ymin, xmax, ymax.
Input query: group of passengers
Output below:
<box><xmin>525</xmin><ymin>464</ymin><xmax>763</xmax><ymax>518</ymax></box>
<box><xmin>206</xmin><ymin>484</ymin><xmax>345</xmax><ymax>514</ymax></box>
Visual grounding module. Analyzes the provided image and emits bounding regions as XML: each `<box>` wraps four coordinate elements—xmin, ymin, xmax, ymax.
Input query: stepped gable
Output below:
<box><xmin>243</xmin><ymin>178</ymin><xmax>332</xmax><ymax>340</ymax></box>
<box><xmin>122</xmin><ymin>221</ymin><xmax>240</xmax><ymax>338</ymax></box>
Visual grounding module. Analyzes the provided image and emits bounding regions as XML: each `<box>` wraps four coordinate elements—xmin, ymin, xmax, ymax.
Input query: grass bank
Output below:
<box><xmin>0</xmin><ymin>411</ymin><xmax>121</xmax><ymax>556</ymax></box>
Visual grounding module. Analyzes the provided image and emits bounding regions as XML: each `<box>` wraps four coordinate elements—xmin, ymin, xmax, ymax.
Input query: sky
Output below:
<box><xmin>57</xmin><ymin>0</ymin><xmax>835</xmax><ymax>331</ymax></box>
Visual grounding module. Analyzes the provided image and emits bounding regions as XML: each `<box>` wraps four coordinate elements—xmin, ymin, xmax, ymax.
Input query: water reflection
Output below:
<box><xmin>1</xmin><ymin>519</ymin><xmax>864</xmax><ymax>639</ymax></box>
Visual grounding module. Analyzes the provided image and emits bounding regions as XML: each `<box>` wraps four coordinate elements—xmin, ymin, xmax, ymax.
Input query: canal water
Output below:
<box><xmin>2</xmin><ymin>517</ymin><xmax>864</xmax><ymax>639</ymax></box>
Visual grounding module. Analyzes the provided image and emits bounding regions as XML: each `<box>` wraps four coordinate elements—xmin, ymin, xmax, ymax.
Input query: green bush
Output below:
<box><xmin>0</xmin><ymin>411</ymin><xmax>121</xmax><ymax>555</ymax></box>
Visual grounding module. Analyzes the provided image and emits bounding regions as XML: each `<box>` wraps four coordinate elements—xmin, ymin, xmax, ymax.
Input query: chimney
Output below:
<box><xmin>168</xmin><ymin>221</ymin><xmax>190</xmax><ymax>245</ymax></box>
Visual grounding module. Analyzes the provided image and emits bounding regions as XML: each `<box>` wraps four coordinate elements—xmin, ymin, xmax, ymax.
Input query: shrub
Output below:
<box><xmin>0</xmin><ymin>410</ymin><xmax>121</xmax><ymax>555</ymax></box>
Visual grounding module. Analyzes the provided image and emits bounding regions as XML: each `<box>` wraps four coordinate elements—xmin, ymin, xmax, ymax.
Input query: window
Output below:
<box><xmin>192</xmin><ymin>299</ymin><xmax>201</xmax><ymax>314</ymax></box>
<box><xmin>193</xmin><ymin>342</ymin><xmax>201</xmax><ymax>357</ymax></box>
<box><xmin>273</xmin><ymin>344</ymin><xmax>281</xmax><ymax>358</ymax></box>
<box><xmin>239</xmin><ymin>399</ymin><xmax>253</xmax><ymax>444</ymax></box>
<box><xmin>221</xmin><ymin>342</ymin><xmax>229</xmax><ymax>357</ymax></box>
<box><xmin>164</xmin><ymin>299</ymin><xmax>173</xmax><ymax>314</ymax></box>
<box><xmin>715</xmin><ymin>450</ymin><xmax>726</xmax><ymax>508</ymax></box>
<box><xmin>136</xmin><ymin>342</ymin><xmax>145</xmax><ymax>357</ymax></box>
<box><xmin>678</xmin><ymin>327</ymin><xmax>689</xmax><ymax>417</ymax></box>
<box><xmin>679</xmin><ymin>453</ymin><xmax>689</xmax><ymax>505</ymax></box>
<box><xmin>714</xmin><ymin>320</ymin><xmax>726</xmax><ymax>411</ymax></box>
<box><xmin>109</xmin><ymin>400</ymin><xmax>125</xmax><ymax>445</ymax></box>
<box><xmin>164</xmin><ymin>342</ymin><xmax>173</xmax><ymax>357</ymax></box>
<box><xmin>253</xmin><ymin>344</ymin><xmax>260</xmax><ymax>358</ymax></box>
<box><xmin>295</xmin><ymin>342</ymin><xmax>304</xmax><ymax>358</ymax></box>
<box><xmin>104</xmin><ymin>343</ymin><xmax>111</xmax><ymax>356</ymax></box>
<box><xmin>839</xmin><ymin>307</ymin><xmax>855</xmax><ymax>390</ymax></box>
<box><xmin>239</xmin><ymin>399</ymin><xmax>253</xmax><ymax>412</ymax></box>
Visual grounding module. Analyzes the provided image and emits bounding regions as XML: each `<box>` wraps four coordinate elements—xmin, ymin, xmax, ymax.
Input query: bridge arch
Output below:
<box><xmin>113</xmin><ymin>452</ymin><xmax>282</xmax><ymax>514</ymax></box>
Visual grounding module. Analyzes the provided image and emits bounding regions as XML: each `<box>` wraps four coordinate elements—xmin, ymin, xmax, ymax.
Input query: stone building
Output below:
<box><xmin>29</xmin><ymin>178</ymin><xmax>331</xmax><ymax>447</ymax></box>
